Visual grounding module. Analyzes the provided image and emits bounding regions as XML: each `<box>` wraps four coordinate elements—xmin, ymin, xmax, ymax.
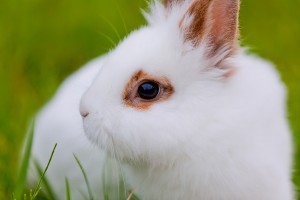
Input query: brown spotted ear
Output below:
<box><xmin>182</xmin><ymin>0</ymin><xmax>240</xmax><ymax>57</ymax></box>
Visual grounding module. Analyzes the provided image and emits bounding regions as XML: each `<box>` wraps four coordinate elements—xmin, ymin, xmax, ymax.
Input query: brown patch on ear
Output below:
<box><xmin>182</xmin><ymin>0</ymin><xmax>211</xmax><ymax>46</ymax></box>
<box><xmin>208</xmin><ymin>0</ymin><xmax>240</xmax><ymax>55</ymax></box>
<box><xmin>182</xmin><ymin>0</ymin><xmax>240</xmax><ymax>56</ymax></box>
<box><xmin>123</xmin><ymin>70</ymin><xmax>174</xmax><ymax>110</ymax></box>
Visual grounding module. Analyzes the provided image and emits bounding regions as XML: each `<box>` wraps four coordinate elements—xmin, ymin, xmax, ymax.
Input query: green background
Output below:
<box><xmin>0</xmin><ymin>0</ymin><xmax>299</xmax><ymax>199</ymax></box>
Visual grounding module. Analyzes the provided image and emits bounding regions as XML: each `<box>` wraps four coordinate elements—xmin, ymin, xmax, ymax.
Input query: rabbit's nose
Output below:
<box><xmin>80</xmin><ymin>95</ymin><xmax>91</xmax><ymax>118</ymax></box>
<box><xmin>80</xmin><ymin>111</ymin><xmax>89</xmax><ymax>118</ymax></box>
<box><xmin>80</xmin><ymin>103</ymin><xmax>89</xmax><ymax>118</ymax></box>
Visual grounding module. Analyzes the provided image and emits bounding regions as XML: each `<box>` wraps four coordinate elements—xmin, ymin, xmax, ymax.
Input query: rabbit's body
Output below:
<box><xmin>28</xmin><ymin>0</ymin><xmax>294</xmax><ymax>199</ymax></box>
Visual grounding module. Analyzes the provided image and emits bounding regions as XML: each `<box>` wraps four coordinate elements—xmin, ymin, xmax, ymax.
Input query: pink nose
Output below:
<box><xmin>80</xmin><ymin>111</ymin><xmax>89</xmax><ymax>118</ymax></box>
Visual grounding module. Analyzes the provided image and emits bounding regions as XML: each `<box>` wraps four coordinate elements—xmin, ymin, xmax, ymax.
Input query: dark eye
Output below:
<box><xmin>138</xmin><ymin>81</ymin><xmax>160</xmax><ymax>100</ymax></box>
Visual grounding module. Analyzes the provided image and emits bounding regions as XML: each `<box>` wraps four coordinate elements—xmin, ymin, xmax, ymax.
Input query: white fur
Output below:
<box><xmin>29</xmin><ymin>1</ymin><xmax>294</xmax><ymax>199</ymax></box>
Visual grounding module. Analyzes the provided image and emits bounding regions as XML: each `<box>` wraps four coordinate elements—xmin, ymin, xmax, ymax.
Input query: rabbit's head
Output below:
<box><xmin>80</xmin><ymin>0</ymin><xmax>240</xmax><ymax>165</ymax></box>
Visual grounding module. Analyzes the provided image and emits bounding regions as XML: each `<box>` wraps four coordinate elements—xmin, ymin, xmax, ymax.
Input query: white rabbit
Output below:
<box><xmin>28</xmin><ymin>0</ymin><xmax>295</xmax><ymax>199</ymax></box>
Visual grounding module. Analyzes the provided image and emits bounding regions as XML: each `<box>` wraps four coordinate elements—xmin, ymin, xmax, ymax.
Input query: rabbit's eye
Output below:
<box><xmin>123</xmin><ymin>70</ymin><xmax>174</xmax><ymax>110</ymax></box>
<box><xmin>138</xmin><ymin>82</ymin><xmax>160</xmax><ymax>100</ymax></box>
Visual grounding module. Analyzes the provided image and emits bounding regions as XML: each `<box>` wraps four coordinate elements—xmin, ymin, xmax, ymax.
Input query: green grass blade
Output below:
<box><xmin>14</xmin><ymin>120</ymin><xmax>35</xmax><ymax>199</ymax></box>
<box><xmin>65</xmin><ymin>178</ymin><xmax>71</xmax><ymax>200</ymax></box>
<box><xmin>34</xmin><ymin>160</ymin><xmax>57</xmax><ymax>200</ymax></box>
<box><xmin>102</xmin><ymin>156</ymin><xmax>109</xmax><ymax>200</ymax></box>
<box><xmin>31</xmin><ymin>143</ymin><xmax>57</xmax><ymax>200</ymax></box>
<box><xmin>73</xmin><ymin>154</ymin><xmax>94</xmax><ymax>200</ymax></box>
<box><xmin>104</xmin><ymin>193</ymin><xmax>110</xmax><ymax>200</ymax></box>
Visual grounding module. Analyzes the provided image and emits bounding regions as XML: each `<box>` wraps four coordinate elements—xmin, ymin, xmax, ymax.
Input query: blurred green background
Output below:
<box><xmin>0</xmin><ymin>0</ymin><xmax>299</xmax><ymax>199</ymax></box>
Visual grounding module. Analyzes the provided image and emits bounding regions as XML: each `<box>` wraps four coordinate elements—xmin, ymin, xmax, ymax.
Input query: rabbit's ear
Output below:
<box><xmin>172</xmin><ymin>0</ymin><xmax>240</xmax><ymax>57</ymax></box>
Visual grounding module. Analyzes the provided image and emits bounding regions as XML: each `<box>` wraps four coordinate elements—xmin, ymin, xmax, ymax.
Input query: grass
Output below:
<box><xmin>33</xmin><ymin>155</ymin><xmax>58</xmax><ymax>200</ymax></box>
<box><xmin>73</xmin><ymin>154</ymin><xmax>94</xmax><ymax>200</ymax></box>
<box><xmin>14</xmin><ymin>121</ymin><xmax>35</xmax><ymax>199</ymax></box>
<box><xmin>0</xmin><ymin>0</ymin><xmax>299</xmax><ymax>199</ymax></box>
<box><xmin>13</xmin><ymin>127</ymin><xmax>57</xmax><ymax>200</ymax></box>
<box><xmin>30</xmin><ymin>144</ymin><xmax>57</xmax><ymax>200</ymax></box>
<box><xmin>65</xmin><ymin>178</ymin><xmax>71</xmax><ymax>200</ymax></box>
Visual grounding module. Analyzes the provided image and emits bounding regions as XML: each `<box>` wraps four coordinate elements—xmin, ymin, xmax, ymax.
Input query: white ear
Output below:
<box><xmin>165</xmin><ymin>0</ymin><xmax>240</xmax><ymax>57</ymax></box>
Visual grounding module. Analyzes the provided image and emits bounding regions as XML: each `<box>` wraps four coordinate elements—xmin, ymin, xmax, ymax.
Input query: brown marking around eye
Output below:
<box><xmin>123</xmin><ymin>70</ymin><xmax>174</xmax><ymax>110</ymax></box>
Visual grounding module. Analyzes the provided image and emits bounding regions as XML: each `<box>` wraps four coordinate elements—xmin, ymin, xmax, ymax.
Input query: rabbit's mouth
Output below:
<box><xmin>83</xmin><ymin>117</ymin><xmax>150</xmax><ymax>164</ymax></box>
<box><xmin>83</xmin><ymin>116</ymin><xmax>108</xmax><ymax>147</ymax></box>
<box><xmin>82</xmin><ymin>114</ymin><xmax>127</xmax><ymax>160</ymax></box>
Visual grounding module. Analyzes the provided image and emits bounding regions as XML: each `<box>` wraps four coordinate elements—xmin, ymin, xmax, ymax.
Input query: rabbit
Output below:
<box><xmin>28</xmin><ymin>0</ymin><xmax>295</xmax><ymax>199</ymax></box>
